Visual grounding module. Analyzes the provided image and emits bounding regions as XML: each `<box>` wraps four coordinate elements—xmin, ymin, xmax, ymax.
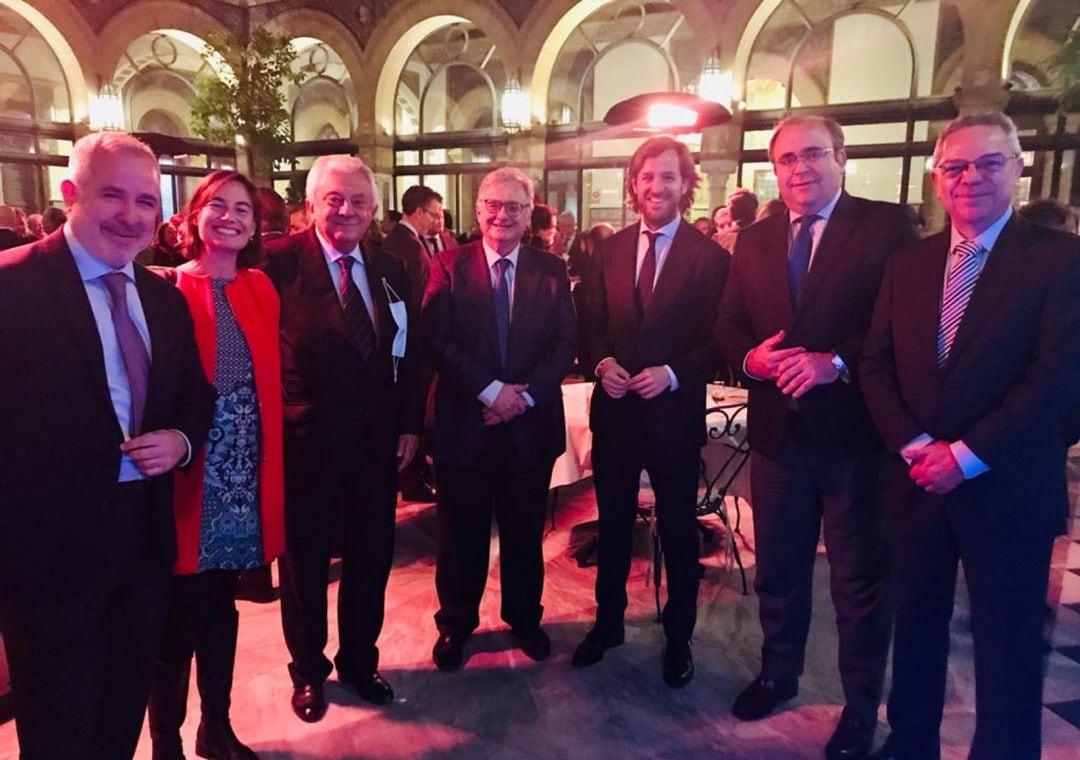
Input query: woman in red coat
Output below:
<box><xmin>148</xmin><ymin>170</ymin><xmax>284</xmax><ymax>760</ymax></box>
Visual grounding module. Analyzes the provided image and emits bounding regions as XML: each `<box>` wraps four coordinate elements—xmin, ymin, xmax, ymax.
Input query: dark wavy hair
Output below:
<box><xmin>624</xmin><ymin>136</ymin><xmax>700</xmax><ymax>215</ymax></box>
<box><xmin>183</xmin><ymin>170</ymin><xmax>264</xmax><ymax>269</ymax></box>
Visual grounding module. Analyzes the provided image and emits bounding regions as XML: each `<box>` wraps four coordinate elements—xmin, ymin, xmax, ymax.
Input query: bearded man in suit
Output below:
<box><xmin>574</xmin><ymin>136</ymin><xmax>730</xmax><ymax>688</ymax></box>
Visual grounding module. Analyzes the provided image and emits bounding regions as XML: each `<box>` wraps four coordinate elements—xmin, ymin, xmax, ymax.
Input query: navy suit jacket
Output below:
<box><xmin>422</xmin><ymin>241</ymin><xmax>577</xmax><ymax>467</ymax></box>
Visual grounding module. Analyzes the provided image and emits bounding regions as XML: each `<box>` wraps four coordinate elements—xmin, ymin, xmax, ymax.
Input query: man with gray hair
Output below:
<box><xmin>861</xmin><ymin>112</ymin><xmax>1080</xmax><ymax>759</ymax></box>
<box><xmin>0</xmin><ymin>131</ymin><xmax>215</xmax><ymax>757</ymax></box>
<box><xmin>265</xmin><ymin>154</ymin><xmax>423</xmax><ymax>722</ymax></box>
<box><xmin>422</xmin><ymin>166</ymin><xmax>576</xmax><ymax>670</ymax></box>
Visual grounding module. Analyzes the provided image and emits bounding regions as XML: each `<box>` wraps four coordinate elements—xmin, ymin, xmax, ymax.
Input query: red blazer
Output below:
<box><xmin>163</xmin><ymin>268</ymin><xmax>285</xmax><ymax>575</ymax></box>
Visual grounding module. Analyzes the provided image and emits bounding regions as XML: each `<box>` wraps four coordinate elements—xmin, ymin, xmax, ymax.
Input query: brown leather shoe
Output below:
<box><xmin>290</xmin><ymin>683</ymin><xmax>326</xmax><ymax>723</ymax></box>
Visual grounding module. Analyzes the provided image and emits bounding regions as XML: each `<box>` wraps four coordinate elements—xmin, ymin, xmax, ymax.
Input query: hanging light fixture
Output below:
<box><xmin>697</xmin><ymin>50</ymin><xmax>734</xmax><ymax>110</ymax></box>
<box><xmin>90</xmin><ymin>83</ymin><xmax>124</xmax><ymax>130</ymax></box>
<box><xmin>500</xmin><ymin>73</ymin><xmax>530</xmax><ymax>134</ymax></box>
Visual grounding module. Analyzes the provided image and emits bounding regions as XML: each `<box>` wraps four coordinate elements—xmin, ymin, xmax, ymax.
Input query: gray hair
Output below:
<box><xmin>305</xmin><ymin>155</ymin><xmax>378</xmax><ymax>204</ymax></box>
<box><xmin>768</xmin><ymin>114</ymin><xmax>846</xmax><ymax>163</ymax></box>
<box><xmin>69</xmin><ymin>131</ymin><xmax>159</xmax><ymax>186</ymax></box>
<box><xmin>933</xmin><ymin>112</ymin><xmax>1022</xmax><ymax>164</ymax></box>
<box><xmin>477</xmin><ymin>167</ymin><xmax>535</xmax><ymax>204</ymax></box>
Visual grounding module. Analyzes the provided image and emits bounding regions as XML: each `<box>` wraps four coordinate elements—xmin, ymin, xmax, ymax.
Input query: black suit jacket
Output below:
<box><xmin>716</xmin><ymin>192</ymin><xmax>920</xmax><ymax>458</ymax></box>
<box><xmin>422</xmin><ymin>241</ymin><xmax>577</xmax><ymax>467</ymax></box>
<box><xmin>0</xmin><ymin>228</ymin><xmax>32</xmax><ymax>251</ymax></box>
<box><xmin>860</xmin><ymin>215</ymin><xmax>1080</xmax><ymax>535</ymax></box>
<box><xmin>0</xmin><ymin>230</ymin><xmax>215</xmax><ymax>609</ymax></box>
<box><xmin>581</xmin><ymin>219</ymin><xmax>730</xmax><ymax>456</ymax></box>
<box><xmin>382</xmin><ymin>222</ymin><xmax>430</xmax><ymax>309</ymax></box>
<box><xmin>263</xmin><ymin>228</ymin><xmax>422</xmax><ymax>455</ymax></box>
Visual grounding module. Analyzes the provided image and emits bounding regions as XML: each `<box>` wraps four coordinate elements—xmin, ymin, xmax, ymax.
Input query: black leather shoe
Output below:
<box><xmin>343</xmin><ymin>671</ymin><xmax>395</xmax><ymax>705</ymax></box>
<box><xmin>195</xmin><ymin>715</ymin><xmax>258</xmax><ymax>760</ymax></box>
<box><xmin>432</xmin><ymin>633</ymin><xmax>466</xmax><ymax>671</ymax></box>
<box><xmin>825</xmin><ymin>711</ymin><xmax>875</xmax><ymax>760</ymax></box>
<box><xmin>571</xmin><ymin>624</ymin><xmax>625</xmax><ymax>668</ymax></box>
<box><xmin>290</xmin><ymin>683</ymin><xmax>326</xmax><ymax>723</ymax></box>
<box><xmin>731</xmin><ymin>675</ymin><xmax>798</xmax><ymax>720</ymax></box>
<box><xmin>662</xmin><ymin>642</ymin><xmax>694</xmax><ymax>688</ymax></box>
<box><xmin>510</xmin><ymin>627</ymin><xmax>551</xmax><ymax>661</ymax></box>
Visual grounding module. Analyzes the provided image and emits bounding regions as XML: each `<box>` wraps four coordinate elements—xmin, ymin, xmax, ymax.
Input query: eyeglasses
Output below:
<box><xmin>774</xmin><ymin>147</ymin><xmax>836</xmax><ymax>169</ymax></box>
<box><xmin>934</xmin><ymin>153</ymin><xmax>1020</xmax><ymax>180</ymax></box>
<box><xmin>479</xmin><ymin>199</ymin><xmax>529</xmax><ymax>217</ymax></box>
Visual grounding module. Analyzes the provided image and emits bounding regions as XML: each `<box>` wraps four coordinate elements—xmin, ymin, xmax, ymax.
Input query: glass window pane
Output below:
<box><xmin>583</xmin><ymin>167</ymin><xmax>626</xmax><ymax>231</ymax></box>
<box><xmin>843</xmin><ymin>157</ymin><xmax>904</xmax><ymax>203</ymax></box>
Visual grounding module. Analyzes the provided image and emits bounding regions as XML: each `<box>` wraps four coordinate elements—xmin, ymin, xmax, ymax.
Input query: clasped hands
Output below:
<box><xmin>482</xmin><ymin>383</ymin><xmax>531</xmax><ymax>426</ymax></box>
<box><xmin>598</xmin><ymin>360</ymin><xmax>670</xmax><ymax>400</ymax></box>
<box><xmin>906</xmin><ymin>440</ymin><xmax>964</xmax><ymax>495</ymax></box>
<box><xmin>746</xmin><ymin>330</ymin><xmax>838</xmax><ymax>399</ymax></box>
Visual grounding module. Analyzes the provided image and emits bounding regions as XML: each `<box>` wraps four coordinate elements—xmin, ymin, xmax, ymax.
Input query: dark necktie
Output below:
<box><xmin>492</xmin><ymin>257</ymin><xmax>511</xmax><ymax>369</ymax></box>
<box><xmin>937</xmin><ymin>239</ymin><xmax>983</xmax><ymax>366</ymax></box>
<box><xmin>101</xmin><ymin>272</ymin><xmax>150</xmax><ymax>436</ymax></box>
<box><xmin>787</xmin><ymin>214</ymin><xmax>819</xmax><ymax>307</ymax></box>
<box><xmin>637</xmin><ymin>230</ymin><xmax>660</xmax><ymax>314</ymax></box>
<box><xmin>427</xmin><ymin>235</ymin><xmax>440</xmax><ymax>255</ymax></box>
<box><xmin>337</xmin><ymin>256</ymin><xmax>376</xmax><ymax>361</ymax></box>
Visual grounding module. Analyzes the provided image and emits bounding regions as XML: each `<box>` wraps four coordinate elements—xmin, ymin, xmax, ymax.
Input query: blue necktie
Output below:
<box><xmin>493</xmin><ymin>257</ymin><xmax>511</xmax><ymax>369</ymax></box>
<box><xmin>787</xmin><ymin>215</ymin><xmax>819</xmax><ymax>307</ymax></box>
<box><xmin>937</xmin><ymin>239</ymin><xmax>983</xmax><ymax>366</ymax></box>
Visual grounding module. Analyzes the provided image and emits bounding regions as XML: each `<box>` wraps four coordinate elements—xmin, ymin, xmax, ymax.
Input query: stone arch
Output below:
<box><xmin>0</xmin><ymin>0</ymin><xmax>93</xmax><ymax>120</ymax></box>
<box><xmin>525</xmin><ymin>0</ymin><xmax>719</xmax><ymax>126</ymax></box>
<box><xmin>97</xmin><ymin>0</ymin><xmax>227</xmax><ymax>87</ymax></box>
<box><xmin>363</xmin><ymin>0</ymin><xmax>520</xmax><ymax>137</ymax></box>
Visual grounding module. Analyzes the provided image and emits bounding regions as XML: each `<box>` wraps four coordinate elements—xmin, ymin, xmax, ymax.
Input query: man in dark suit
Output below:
<box><xmin>574</xmin><ymin>136</ymin><xmax>730</xmax><ymax>687</ymax></box>
<box><xmin>422</xmin><ymin>167</ymin><xmax>576</xmax><ymax>670</ymax></box>
<box><xmin>861</xmin><ymin>113</ymin><xmax>1080</xmax><ymax>760</ymax></box>
<box><xmin>715</xmin><ymin>115</ymin><xmax>919</xmax><ymax>759</ymax></box>
<box><xmin>0</xmin><ymin>131</ymin><xmax>215</xmax><ymax>758</ymax></box>
<box><xmin>264</xmin><ymin>155</ymin><xmax>422</xmax><ymax>722</ymax></box>
<box><xmin>382</xmin><ymin>184</ymin><xmax>444</xmax><ymax>503</ymax></box>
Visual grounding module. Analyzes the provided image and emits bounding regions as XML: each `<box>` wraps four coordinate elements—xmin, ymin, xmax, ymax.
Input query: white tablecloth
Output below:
<box><xmin>550</xmin><ymin>383</ymin><xmax>750</xmax><ymax>498</ymax></box>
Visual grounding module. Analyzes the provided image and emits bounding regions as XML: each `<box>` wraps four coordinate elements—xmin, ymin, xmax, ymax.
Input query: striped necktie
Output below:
<box><xmin>937</xmin><ymin>239</ymin><xmax>984</xmax><ymax>366</ymax></box>
<box><xmin>337</xmin><ymin>256</ymin><xmax>376</xmax><ymax>361</ymax></box>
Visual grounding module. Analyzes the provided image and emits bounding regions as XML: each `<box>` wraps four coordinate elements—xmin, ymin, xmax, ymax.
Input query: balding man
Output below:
<box><xmin>264</xmin><ymin>155</ymin><xmax>422</xmax><ymax>722</ymax></box>
<box><xmin>0</xmin><ymin>132</ymin><xmax>215</xmax><ymax>758</ymax></box>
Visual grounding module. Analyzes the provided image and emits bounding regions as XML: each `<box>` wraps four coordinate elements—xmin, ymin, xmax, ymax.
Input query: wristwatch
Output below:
<box><xmin>830</xmin><ymin>353</ymin><xmax>851</xmax><ymax>383</ymax></box>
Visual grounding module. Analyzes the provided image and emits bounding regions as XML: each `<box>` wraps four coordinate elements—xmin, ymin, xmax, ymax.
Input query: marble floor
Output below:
<box><xmin>2</xmin><ymin>459</ymin><xmax>1079</xmax><ymax>759</ymax></box>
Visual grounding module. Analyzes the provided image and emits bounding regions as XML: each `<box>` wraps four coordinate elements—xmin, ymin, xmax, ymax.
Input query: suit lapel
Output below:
<box><xmin>609</xmin><ymin>224</ymin><xmax>639</xmax><ymax>319</ymax></box>
<box><xmin>361</xmin><ymin>244</ymin><xmax>387</xmax><ymax>344</ymax></box>
<box><xmin>756</xmin><ymin>214</ymin><xmax>795</xmax><ymax>329</ymax></box>
<box><xmin>134</xmin><ymin>265</ymin><xmax>167</xmax><ymax>420</ymax></box>
<box><xmin>794</xmin><ymin>192</ymin><xmax>857</xmax><ymax>319</ymax></box>
<box><xmin>643</xmin><ymin>220</ymin><xmax>695</xmax><ymax>328</ymax></box>
<box><xmin>299</xmin><ymin>230</ymin><xmax>350</xmax><ymax>343</ymax></box>
<box><xmin>912</xmin><ymin>232</ymin><xmax>949</xmax><ymax>376</ymax></box>
<box><xmin>44</xmin><ymin>238</ymin><xmax>115</xmax><ymax>421</ymax></box>
<box><xmin>463</xmin><ymin>243</ymin><xmax>500</xmax><ymax>360</ymax></box>
<box><xmin>508</xmin><ymin>246</ymin><xmax>542</xmax><ymax>360</ymax></box>
<box><xmin>943</xmin><ymin>215</ymin><xmax>1024</xmax><ymax>372</ymax></box>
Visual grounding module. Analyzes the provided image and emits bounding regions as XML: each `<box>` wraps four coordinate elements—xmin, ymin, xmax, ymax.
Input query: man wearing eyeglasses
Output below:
<box><xmin>861</xmin><ymin>113</ymin><xmax>1079</xmax><ymax>760</ymax></box>
<box><xmin>574</xmin><ymin>136</ymin><xmax>730</xmax><ymax>688</ymax></box>
<box><xmin>715</xmin><ymin>114</ymin><xmax>919</xmax><ymax>759</ymax></box>
<box><xmin>264</xmin><ymin>155</ymin><xmax>423</xmax><ymax>722</ymax></box>
<box><xmin>422</xmin><ymin>167</ymin><xmax>576</xmax><ymax>671</ymax></box>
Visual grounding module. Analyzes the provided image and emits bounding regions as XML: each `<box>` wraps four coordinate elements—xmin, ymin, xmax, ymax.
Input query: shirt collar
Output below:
<box><xmin>789</xmin><ymin>188</ymin><xmax>843</xmax><ymax>227</ymax></box>
<box><xmin>64</xmin><ymin>223</ymin><xmax>136</xmax><ymax>283</ymax></box>
<box><xmin>315</xmin><ymin>227</ymin><xmax>363</xmax><ymax>266</ymax></box>
<box><xmin>640</xmin><ymin>214</ymin><xmax>682</xmax><ymax>241</ymax></box>
<box><xmin>949</xmin><ymin>207</ymin><xmax>1013</xmax><ymax>254</ymax></box>
<box><xmin>482</xmin><ymin>240</ymin><xmax>520</xmax><ymax>270</ymax></box>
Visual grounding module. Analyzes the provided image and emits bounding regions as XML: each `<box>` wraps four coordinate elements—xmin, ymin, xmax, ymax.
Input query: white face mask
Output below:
<box><xmin>382</xmin><ymin>277</ymin><xmax>408</xmax><ymax>382</ymax></box>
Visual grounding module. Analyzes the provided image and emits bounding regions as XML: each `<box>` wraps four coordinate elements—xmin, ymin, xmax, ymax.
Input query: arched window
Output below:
<box><xmin>0</xmin><ymin>4</ymin><xmax>72</xmax><ymax>122</ymax></box>
<box><xmin>111</xmin><ymin>32</ymin><xmax>211</xmax><ymax>136</ymax></box>
<box><xmin>395</xmin><ymin>23</ymin><xmax>505</xmax><ymax>136</ymax></box>
<box><xmin>289</xmin><ymin>39</ymin><xmax>356</xmax><ymax>142</ymax></box>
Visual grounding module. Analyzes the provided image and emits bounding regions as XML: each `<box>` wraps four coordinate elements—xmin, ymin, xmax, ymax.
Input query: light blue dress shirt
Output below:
<box><xmin>316</xmin><ymin>228</ymin><xmax>375</xmax><ymax>320</ymax></box>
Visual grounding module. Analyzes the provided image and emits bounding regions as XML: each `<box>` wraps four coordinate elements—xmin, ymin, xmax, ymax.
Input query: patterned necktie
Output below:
<box><xmin>492</xmin><ymin>256</ymin><xmax>511</xmax><ymax>369</ymax></box>
<box><xmin>637</xmin><ymin>230</ymin><xmax>660</xmax><ymax>314</ymax></box>
<box><xmin>101</xmin><ymin>272</ymin><xmax>150</xmax><ymax>436</ymax></box>
<box><xmin>337</xmin><ymin>256</ymin><xmax>376</xmax><ymax>361</ymax></box>
<box><xmin>937</xmin><ymin>239</ymin><xmax>984</xmax><ymax>366</ymax></box>
<box><xmin>787</xmin><ymin>214</ymin><xmax>819</xmax><ymax>307</ymax></box>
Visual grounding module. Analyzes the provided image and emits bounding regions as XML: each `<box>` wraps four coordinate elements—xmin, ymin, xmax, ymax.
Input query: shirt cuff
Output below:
<box><xmin>663</xmin><ymin>365</ymin><xmax>678</xmax><ymax>392</ymax></box>
<box><xmin>899</xmin><ymin>433</ymin><xmax>933</xmax><ymax>464</ymax></box>
<box><xmin>595</xmin><ymin>356</ymin><xmax>616</xmax><ymax>378</ymax></box>
<box><xmin>478</xmin><ymin>380</ymin><xmax>503</xmax><ymax>407</ymax></box>
<box><xmin>950</xmin><ymin>441</ymin><xmax>990</xmax><ymax>480</ymax></box>
<box><xmin>742</xmin><ymin>351</ymin><xmax>767</xmax><ymax>381</ymax></box>
<box><xmin>522</xmin><ymin>392</ymin><xmax>535</xmax><ymax>408</ymax></box>
<box><xmin>171</xmin><ymin>429</ymin><xmax>193</xmax><ymax>468</ymax></box>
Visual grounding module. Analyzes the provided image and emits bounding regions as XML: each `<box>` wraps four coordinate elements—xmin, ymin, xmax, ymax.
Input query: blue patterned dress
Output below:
<box><xmin>198</xmin><ymin>278</ymin><xmax>264</xmax><ymax>571</ymax></box>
